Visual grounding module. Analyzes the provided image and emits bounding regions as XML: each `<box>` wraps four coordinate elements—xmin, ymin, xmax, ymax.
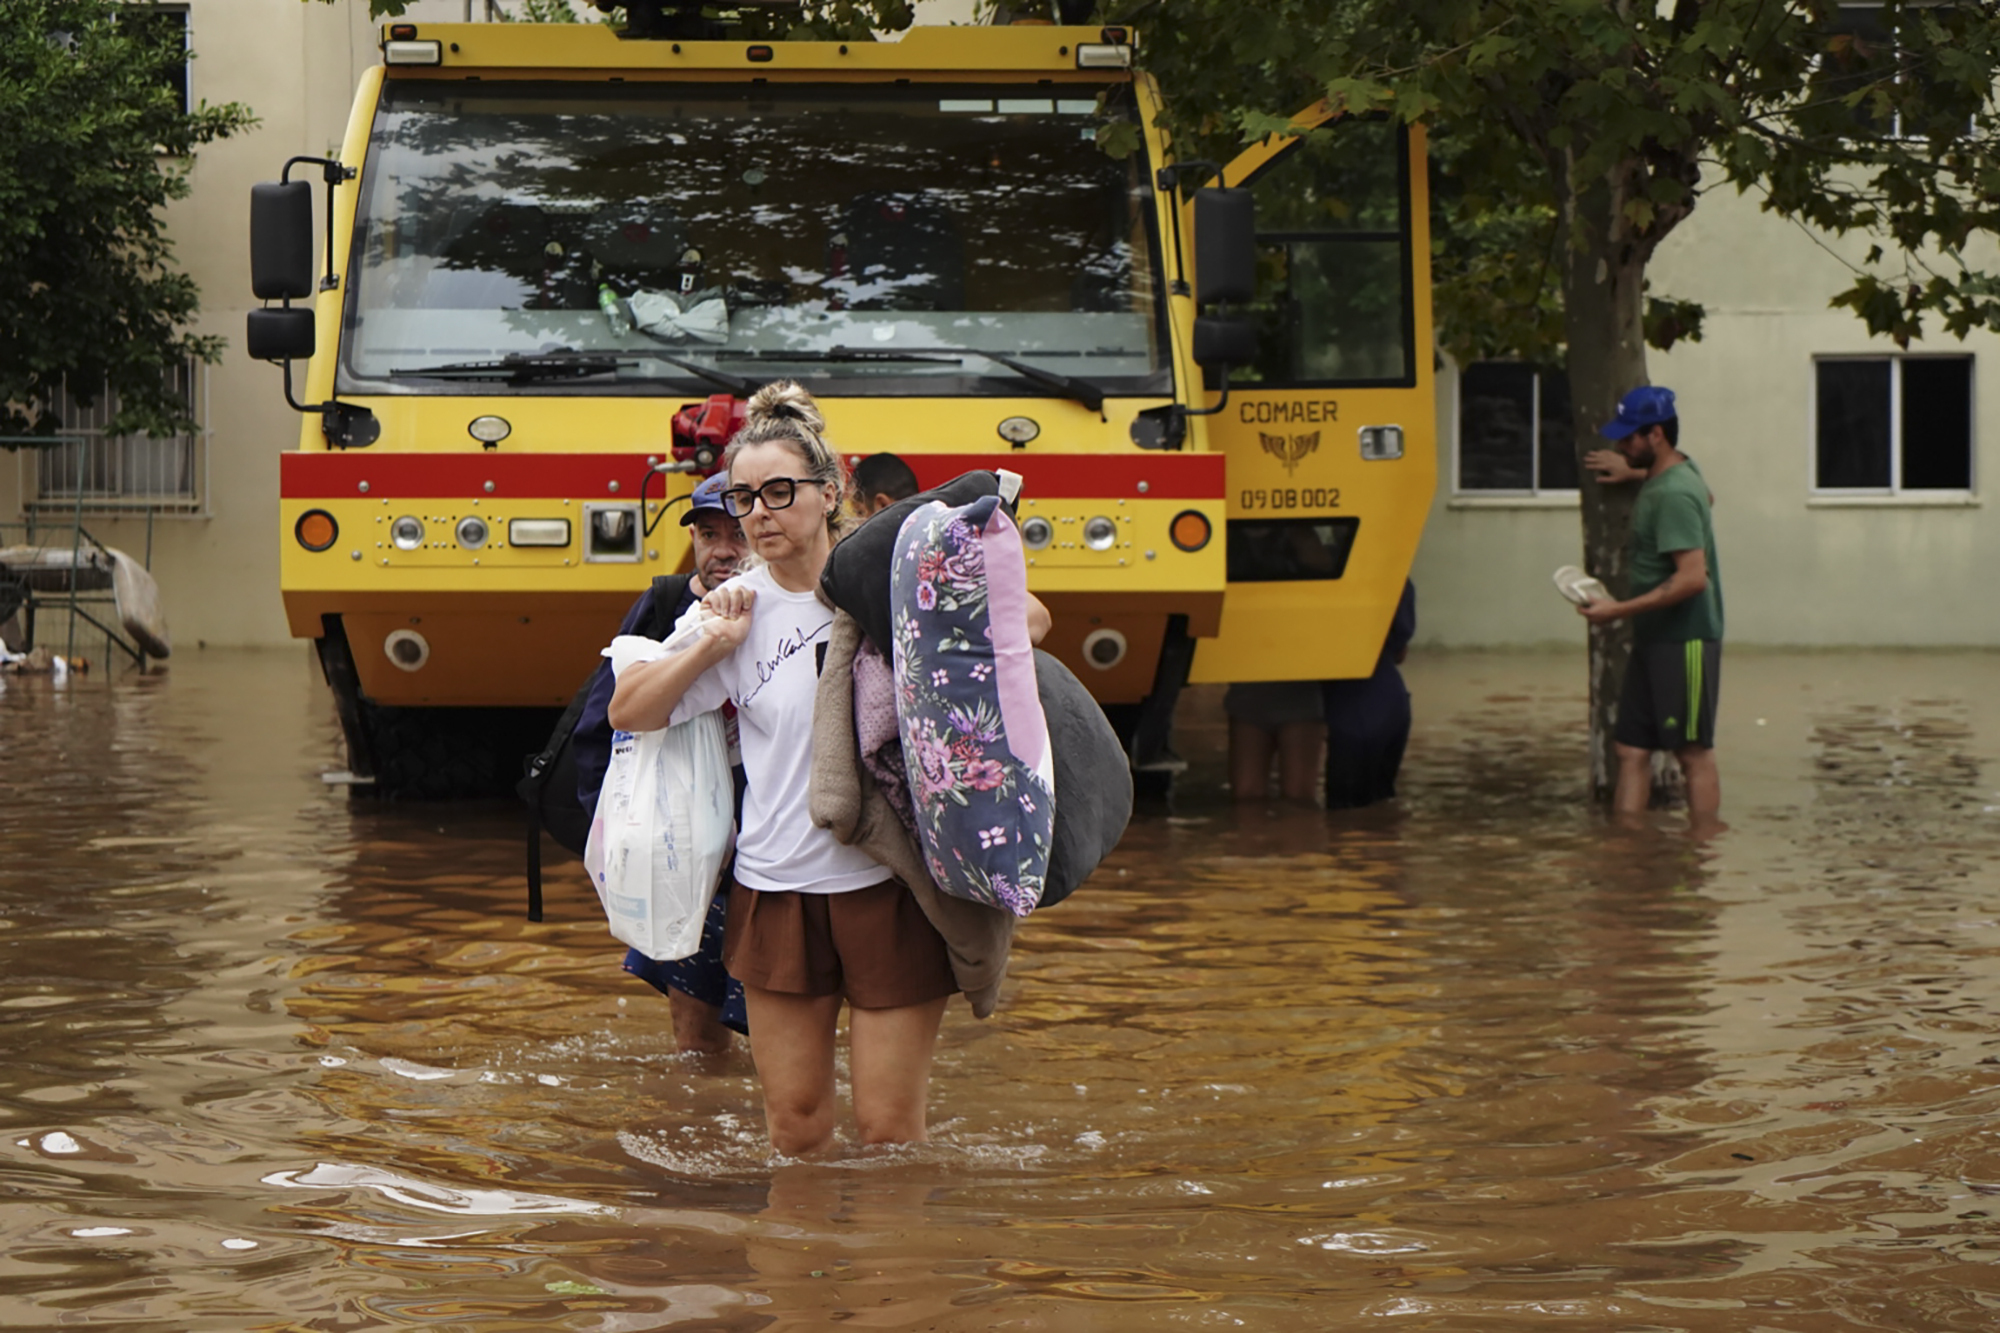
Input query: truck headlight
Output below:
<box><xmin>455</xmin><ymin>516</ymin><xmax>489</xmax><ymax>550</ymax></box>
<box><xmin>1083</xmin><ymin>516</ymin><xmax>1118</xmax><ymax>551</ymax></box>
<box><xmin>1021</xmin><ymin>516</ymin><xmax>1053</xmax><ymax>550</ymax></box>
<box><xmin>390</xmin><ymin>516</ymin><xmax>424</xmax><ymax>550</ymax></box>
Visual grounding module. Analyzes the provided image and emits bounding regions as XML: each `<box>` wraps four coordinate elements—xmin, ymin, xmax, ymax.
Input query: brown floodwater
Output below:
<box><xmin>4</xmin><ymin>647</ymin><xmax>2000</xmax><ymax>1331</ymax></box>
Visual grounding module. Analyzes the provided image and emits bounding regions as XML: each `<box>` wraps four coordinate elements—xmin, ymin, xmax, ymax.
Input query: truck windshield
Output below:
<box><xmin>341</xmin><ymin>80</ymin><xmax>1166</xmax><ymax>399</ymax></box>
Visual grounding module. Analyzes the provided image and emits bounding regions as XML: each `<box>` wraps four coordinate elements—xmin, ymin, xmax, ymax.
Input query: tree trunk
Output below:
<box><xmin>1561</xmin><ymin>203</ymin><xmax>1650</xmax><ymax>803</ymax></box>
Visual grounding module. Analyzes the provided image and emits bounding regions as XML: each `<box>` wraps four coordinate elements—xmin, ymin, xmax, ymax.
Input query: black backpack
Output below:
<box><xmin>518</xmin><ymin>573</ymin><xmax>692</xmax><ymax>920</ymax></box>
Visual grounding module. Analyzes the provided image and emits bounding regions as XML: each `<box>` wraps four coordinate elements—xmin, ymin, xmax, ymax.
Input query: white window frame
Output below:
<box><xmin>1451</xmin><ymin>360</ymin><xmax>1581</xmax><ymax>502</ymax></box>
<box><xmin>1809</xmin><ymin>352</ymin><xmax>1976</xmax><ymax>499</ymax></box>
<box><xmin>19</xmin><ymin>361</ymin><xmax>210</xmax><ymax>518</ymax></box>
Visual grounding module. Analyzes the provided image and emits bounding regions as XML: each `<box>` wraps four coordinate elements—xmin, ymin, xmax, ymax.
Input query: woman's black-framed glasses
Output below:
<box><xmin>719</xmin><ymin>477</ymin><xmax>825</xmax><ymax>519</ymax></box>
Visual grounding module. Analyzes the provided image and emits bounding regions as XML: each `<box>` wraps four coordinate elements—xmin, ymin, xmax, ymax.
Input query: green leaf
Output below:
<box><xmin>1095</xmin><ymin>120</ymin><xmax>1143</xmax><ymax>160</ymax></box>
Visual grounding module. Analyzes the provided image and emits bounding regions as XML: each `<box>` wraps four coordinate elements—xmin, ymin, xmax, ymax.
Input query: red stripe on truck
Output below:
<box><xmin>893</xmin><ymin>453</ymin><xmax>1223</xmax><ymax>500</ymax></box>
<box><xmin>281</xmin><ymin>451</ymin><xmax>1225</xmax><ymax>500</ymax></box>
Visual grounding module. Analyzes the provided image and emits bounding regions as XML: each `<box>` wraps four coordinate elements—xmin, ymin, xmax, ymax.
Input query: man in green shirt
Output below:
<box><xmin>1576</xmin><ymin>385</ymin><xmax>1724</xmax><ymax>816</ymax></box>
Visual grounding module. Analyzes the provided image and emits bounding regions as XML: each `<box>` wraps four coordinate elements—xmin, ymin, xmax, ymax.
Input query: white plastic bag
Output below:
<box><xmin>582</xmin><ymin>630</ymin><xmax>735</xmax><ymax>961</ymax></box>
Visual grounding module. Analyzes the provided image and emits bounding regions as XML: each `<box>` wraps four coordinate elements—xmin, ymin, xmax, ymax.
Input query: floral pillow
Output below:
<box><xmin>891</xmin><ymin>494</ymin><xmax>1054</xmax><ymax>916</ymax></box>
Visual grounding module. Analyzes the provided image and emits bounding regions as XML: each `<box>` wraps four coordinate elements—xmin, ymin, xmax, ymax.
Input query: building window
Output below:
<box><xmin>26</xmin><ymin>362</ymin><xmax>207</xmax><ymax>515</ymax></box>
<box><xmin>122</xmin><ymin>5</ymin><xmax>191</xmax><ymax>114</ymax></box>
<box><xmin>1456</xmin><ymin>361</ymin><xmax>1578</xmax><ymax>494</ymax></box>
<box><xmin>1814</xmin><ymin>355</ymin><xmax>1972</xmax><ymax>492</ymax></box>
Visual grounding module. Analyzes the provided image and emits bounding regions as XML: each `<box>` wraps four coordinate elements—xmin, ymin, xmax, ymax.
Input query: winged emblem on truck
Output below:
<box><xmin>1260</xmin><ymin>430</ymin><xmax>1321</xmax><ymax>475</ymax></box>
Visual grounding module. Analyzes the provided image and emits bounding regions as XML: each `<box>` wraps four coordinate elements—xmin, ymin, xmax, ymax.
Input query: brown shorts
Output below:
<box><xmin>723</xmin><ymin>877</ymin><xmax>957</xmax><ymax>1010</ymax></box>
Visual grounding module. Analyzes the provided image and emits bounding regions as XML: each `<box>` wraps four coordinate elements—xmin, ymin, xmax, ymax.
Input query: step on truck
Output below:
<box><xmin>247</xmin><ymin>11</ymin><xmax>1435</xmax><ymax>796</ymax></box>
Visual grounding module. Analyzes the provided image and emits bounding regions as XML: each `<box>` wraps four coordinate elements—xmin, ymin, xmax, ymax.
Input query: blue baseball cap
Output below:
<box><xmin>680</xmin><ymin>472</ymin><xmax>732</xmax><ymax>526</ymax></box>
<box><xmin>1598</xmin><ymin>385</ymin><xmax>1678</xmax><ymax>440</ymax></box>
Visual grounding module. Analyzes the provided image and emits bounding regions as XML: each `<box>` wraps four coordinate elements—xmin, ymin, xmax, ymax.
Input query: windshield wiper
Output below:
<box><xmin>718</xmin><ymin>345</ymin><xmax>1108</xmax><ymax>412</ymax></box>
<box><xmin>831</xmin><ymin>345</ymin><xmax>1106</xmax><ymax>412</ymax></box>
<box><xmin>731</xmin><ymin>348</ymin><xmax>962</xmax><ymax>365</ymax></box>
<box><xmin>390</xmin><ymin>353</ymin><xmax>631</xmax><ymax>384</ymax></box>
<box><xmin>389</xmin><ymin>349</ymin><xmax>755</xmax><ymax>395</ymax></box>
<box><xmin>624</xmin><ymin>348</ymin><xmax>757</xmax><ymax>395</ymax></box>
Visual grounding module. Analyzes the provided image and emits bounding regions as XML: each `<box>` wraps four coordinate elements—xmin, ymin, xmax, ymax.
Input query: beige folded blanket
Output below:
<box><xmin>810</xmin><ymin>610</ymin><xmax>1015</xmax><ymax>1017</ymax></box>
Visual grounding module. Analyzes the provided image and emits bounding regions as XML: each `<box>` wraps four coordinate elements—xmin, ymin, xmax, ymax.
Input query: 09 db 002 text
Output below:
<box><xmin>1239</xmin><ymin>487</ymin><xmax>1342</xmax><ymax>512</ymax></box>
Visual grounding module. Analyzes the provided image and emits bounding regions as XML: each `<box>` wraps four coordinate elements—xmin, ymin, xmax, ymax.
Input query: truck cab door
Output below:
<box><xmin>1187</xmin><ymin>119</ymin><xmax>1435</xmax><ymax>685</ymax></box>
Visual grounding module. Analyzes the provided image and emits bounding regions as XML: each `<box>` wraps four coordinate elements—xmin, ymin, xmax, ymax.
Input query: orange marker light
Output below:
<box><xmin>1169</xmin><ymin>509</ymin><xmax>1211</xmax><ymax>552</ymax></box>
<box><xmin>296</xmin><ymin>509</ymin><xmax>338</xmax><ymax>552</ymax></box>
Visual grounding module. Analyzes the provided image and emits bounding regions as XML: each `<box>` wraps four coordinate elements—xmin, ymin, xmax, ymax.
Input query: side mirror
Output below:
<box><xmin>1193</xmin><ymin>188</ymin><xmax>1256</xmax><ymax>306</ymax></box>
<box><xmin>1192</xmin><ymin>316</ymin><xmax>1257</xmax><ymax>369</ymax></box>
<box><xmin>246</xmin><ymin>307</ymin><xmax>317</xmax><ymax>362</ymax></box>
<box><xmin>250</xmin><ymin>181</ymin><xmax>316</xmax><ymax>301</ymax></box>
<box><xmin>249</xmin><ymin>156</ymin><xmax>367</xmax><ymax>441</ymax></box>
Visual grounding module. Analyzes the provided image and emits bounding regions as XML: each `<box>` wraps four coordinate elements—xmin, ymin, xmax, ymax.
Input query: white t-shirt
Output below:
<box><xmin>670</xmin><ymin>564</ymin><xmax>891</xmax><ymax>894</ymax></box>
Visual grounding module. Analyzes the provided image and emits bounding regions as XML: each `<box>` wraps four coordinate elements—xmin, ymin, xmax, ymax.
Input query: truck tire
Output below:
<box><xmin>314</xmin><ymin>614</ymin><xmax>558</xmax><ymax>800</ymax></box>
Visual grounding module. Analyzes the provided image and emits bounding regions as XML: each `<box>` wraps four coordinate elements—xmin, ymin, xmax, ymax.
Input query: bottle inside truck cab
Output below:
<box><xmin>249</xmin><ymin>14</ymin><xmax>1434</xmax><ymax>796</ymax></box>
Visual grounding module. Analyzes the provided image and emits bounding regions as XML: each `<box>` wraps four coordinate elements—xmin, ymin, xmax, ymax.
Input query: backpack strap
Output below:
<box><xmin>525</xmin><ymin>774</ymin><xmax>546</xmax><ymax>922</ymax></box>
<box><xmin>645</xmin><ymin>574</ymin><xmax>696</xmax><ymax>640</ymax></box>
<box><xmin>518</xmin><ymin>675</ymin><xmax>596</xmax><ymax>921</ymax></box>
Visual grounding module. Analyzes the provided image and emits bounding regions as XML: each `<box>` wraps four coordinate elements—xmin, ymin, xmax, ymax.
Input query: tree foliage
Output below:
<box><xmin>1119</xmin><ymin>0</ymin><xmax>2000</xmax><ymax>363</ymax></box>
<box><xmin>1</xmin><ymin>0</ymin><xmax>254</xmax><ymax>438</ymax></box>
<box><xmin>496</xmin><ymin>0</ymin><xmax>591</xmax><ymax>22</ymax></box>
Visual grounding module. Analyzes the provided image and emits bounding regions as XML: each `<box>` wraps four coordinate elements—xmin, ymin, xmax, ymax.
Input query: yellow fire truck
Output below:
<box><xmin>248</xmin><ymin>15</ymin><xmax>1434</xmax><ymax>795</ymax></box>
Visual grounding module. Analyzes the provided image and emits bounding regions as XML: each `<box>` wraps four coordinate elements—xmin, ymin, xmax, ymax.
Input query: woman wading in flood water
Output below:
<box><xmin>608</xmin><ymin>382</ymin><xmax>958</xmax><ymax>1155</ymax></box>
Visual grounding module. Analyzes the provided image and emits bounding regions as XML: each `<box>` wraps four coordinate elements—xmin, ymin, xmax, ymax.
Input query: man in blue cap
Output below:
<box><xmin>1576</xmin><ymin>385</ymin><xmax>1724</xmax><ymax>817</ymax></box>
<box><xmin>574</xmin><ymin>471</ymin><xmax>750</xmax><ymax>1053</ymax></box>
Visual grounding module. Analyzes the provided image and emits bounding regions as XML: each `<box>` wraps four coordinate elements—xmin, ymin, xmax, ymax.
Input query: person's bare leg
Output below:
<box><xmin>1229</xmin><ymin>720</ymin><xmax>1275</xmax><ymax>801</ymax></box>
<box><xmin>1676</xmin><ymin>744</ymin><xmax>1720</xmax><ymax>816</ymax></box>
<box><xmin>1276</xmin><ymin>721</ymin><xmax>1324</xmax><ymax>804</ymax></box>
<box><xmin>847</xmin><ymin>995</ymin><xmax>950</xmax><ymax>1146</ymax></box>
<box><xmin>1613</xmin><ymin>743</ymin><xmax>1653</xmax><ymax>815</ymax></box>
<box><xmin>742</xmin><ymin>985</ymin><xmax>842</xmax><ymax>1155</ymax></box>
<box><xmin>668</xmin><ymin>989</ymin><xmax>732</xmax><ymax>1056</ymax></box>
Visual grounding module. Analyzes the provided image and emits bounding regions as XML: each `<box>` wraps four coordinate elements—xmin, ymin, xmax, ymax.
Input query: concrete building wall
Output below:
<box><xmin>1414</xmin><ymin>184</ymin><xmax>1998</xmax><ymax>649</ymax></box>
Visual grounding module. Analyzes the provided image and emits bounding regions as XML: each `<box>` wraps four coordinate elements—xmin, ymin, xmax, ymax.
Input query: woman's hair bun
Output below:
<box><xmin>745</xmin><ymin>380</ymin><xmax>825</xmax><ymax>435</ymax></box>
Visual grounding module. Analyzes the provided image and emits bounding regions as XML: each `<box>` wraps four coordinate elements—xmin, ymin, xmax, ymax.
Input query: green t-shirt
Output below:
<box><xmin>1629</xmin><ymin>457</ymin><xmax>1723</xmax><ymax>643</ymax></box>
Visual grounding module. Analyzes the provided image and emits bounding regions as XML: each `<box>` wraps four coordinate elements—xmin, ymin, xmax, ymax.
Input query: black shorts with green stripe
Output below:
<box><xmin>1615</xmin><ymin>639</ymin><xmax>1720</xmax><ymax>751</ymax></box>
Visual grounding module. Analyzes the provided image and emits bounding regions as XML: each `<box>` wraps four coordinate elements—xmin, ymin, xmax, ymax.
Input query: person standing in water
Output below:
<box><xmin>609</xmin><ymin>383</ymin><xmax>958</xmax><ymax>1155</ymax></box>
<box><xmin>1223</xmin><ymin>681</ymin><xmax>1324</xmax><ymax>803</ymax></box>
<box><xmin>1320</xmin><ymin>578</ymin><xmax>1416</xmax><ymax>809</ymax></box>
<box><xmin>1576</xmin><ymin>385</ymin><xmax>1725</xmax><ymax>818</ymax></box>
